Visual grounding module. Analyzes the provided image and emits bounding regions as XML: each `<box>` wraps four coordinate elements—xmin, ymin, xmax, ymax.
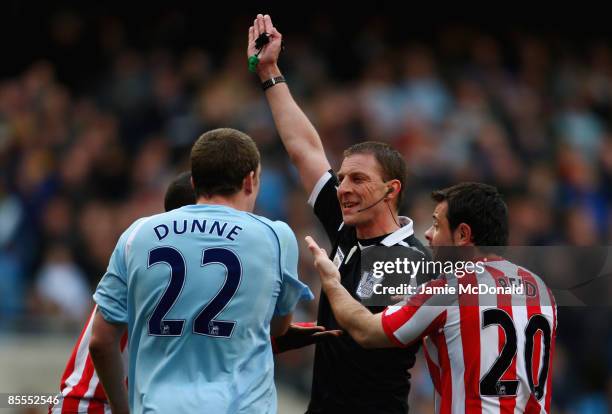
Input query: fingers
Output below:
<box><xmin>305</xmin><ymin>236</ymin><xmax>325</xmax><ymax>257</ymax></box>
<box><xmin>248</xmin><ymin>26</ymin><xmax>254</xmax><ymax>45</ymax></box>
<box><xmin>289</xmin><ymin>323</ymin><xmax>324</xmax><ymax>332</ymax></box>
<box><xmin>305</xmin><ymin>235</ymin><xmax>318</xmax><ymax>250</ymax></box>
<box><xmin>312</xmin><ymin>329</ymin><xmax>344</xmax><ymax>337</ymax></box>
<box><xmin>257</xmin><ymin>14</ymin><xmax>266</xmax><ymax>36</ymax></box>
<box><xmin>263</xmin><ymin>14</ymin><xmax>273</xmax><ymax>34</ymax></box>
<box><xmin>311</xmin><ymin>326</ymin><xmax>326</xmax><ymax>332</ymax></box>
<box><xmin>253</xmin><ymin>17</ymin><xmax>260</xmax><ymax>38</ymax></box>
<box><xmin>303</xmin><ymin>326</ymin><xmax>326</xmax><ymax>333</ymax></box>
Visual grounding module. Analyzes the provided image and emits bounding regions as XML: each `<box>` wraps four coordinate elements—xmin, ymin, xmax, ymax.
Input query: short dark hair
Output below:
<box><xmin>343</xmin><ymin>141</ymin><xmax>408</xmax><ymax>208</ymax></box>
<box><xmin>164</xmin><ymin>171</ymin><xmax>195</xmax><ymax>212</ymax></box>
<box><xmin>431</xmin><ymin>182</ymin><xmax>508</xmax><ymax>248</ymax></box>
<box><xmin>190</xmin><ymin>128</ymin><xmax>260</xmax><ymax>198</ymax></box>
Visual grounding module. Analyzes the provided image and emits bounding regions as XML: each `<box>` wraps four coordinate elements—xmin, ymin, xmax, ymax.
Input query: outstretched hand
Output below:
<box><xmin>273</xmin><ymin>322</ymin><xmax>343</xmax><ymax>354</ymax></box>
<box><xmin>305</xmin><ymin>236</ymin><xmax>341</xmax><ymax>286</ymax></box>
<box><xmin>248</xmin><ymin>14</ymin><xmax>283</xmax><ymax>78</ymax></box>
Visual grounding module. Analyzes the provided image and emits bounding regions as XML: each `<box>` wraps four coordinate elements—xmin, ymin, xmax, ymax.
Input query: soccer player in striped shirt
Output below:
<box><xmin>306</xmin><ymin>182</ymin><xmax>557</xmax><ymax>414</ymax></box>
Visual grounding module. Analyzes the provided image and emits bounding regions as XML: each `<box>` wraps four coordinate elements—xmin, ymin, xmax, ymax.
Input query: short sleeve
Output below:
<box><xmin>93</xmin><ymin>218</ymin><xmax>146</xmax><ymax>324</ymax></box>
<box><xmin>380</xmin><ymin>278</ymin><xmax>451</xmax><ymax>347</ymax></box>
<box><xmin>273</xmin><ymin>221</ymin><xmax>314</xmax><ymax>316</ymax></box>
<box><xmin>307</xmin><ymin>170</ymin><xmax>343</xmax><ymax>244</ymax></box>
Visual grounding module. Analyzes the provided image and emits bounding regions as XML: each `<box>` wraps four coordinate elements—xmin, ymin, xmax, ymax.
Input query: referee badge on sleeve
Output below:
<box><xmin>356</xmin><ymin>270</ymin><xmax>379</xmax><ymax>299</ymax></box>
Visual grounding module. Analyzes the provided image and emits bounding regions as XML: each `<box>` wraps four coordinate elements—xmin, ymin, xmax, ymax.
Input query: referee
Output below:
<box><xmin>249</xmin><ymin>14</ymin><xmax>432</xmax><ymax>414</ymax></box>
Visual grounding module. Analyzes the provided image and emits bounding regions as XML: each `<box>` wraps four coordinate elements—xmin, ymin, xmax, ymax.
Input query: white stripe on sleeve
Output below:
<box><xmin>307</xmin><ymin>171</ymin><xmax>333</xmax><ymax>208</ymax></box>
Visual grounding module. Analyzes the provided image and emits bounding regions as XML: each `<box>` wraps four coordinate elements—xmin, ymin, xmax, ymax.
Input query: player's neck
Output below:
<box><xmin>355</xmin><ymin>214</ymin><xmax>400</xmax><ymax>239</ymax></box>
<box><xmin>196</xmin><ymin>195</ymin><xmax>251</xmax><ymax>212</ymax></box>
<box><xmin>451</xmin><ymin>244</ymin><xmax>502</xmax><ymax>262</ymax></box>
<box><xmin>471</xmin><ymin>247</ymin><xmax>503</xmax><ymax>262</ymax></box>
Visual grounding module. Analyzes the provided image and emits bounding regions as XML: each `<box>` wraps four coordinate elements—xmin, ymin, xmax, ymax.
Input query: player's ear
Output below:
<box><xmin>243</xmin><ymin>170</ymin><xmax>256</xmax><ymax>195</ymax></box>
<box><xmin>253</xmin><ymin>166</ymin><xmax>260</xmax><ymax>186</ymax></box>
<box><xmin>454</xmin><ymin>223</ymin><xmax>473</xmax><ymax>246</ymax></box>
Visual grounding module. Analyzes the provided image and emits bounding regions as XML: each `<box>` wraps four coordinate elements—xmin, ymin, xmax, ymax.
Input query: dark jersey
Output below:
<box><xmin>306</xmin><ymin>171</ymin><xmax>433</xmax><ymax>414</ymax></box>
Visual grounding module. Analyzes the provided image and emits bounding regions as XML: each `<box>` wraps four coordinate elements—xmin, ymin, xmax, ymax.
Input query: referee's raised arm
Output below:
<box><xmin>248</xmin><ymin>14</ymin><xmax>331</xmax><ymax>194</ymax></box>
<box><xmin>248</xmin><ymin>14</ymin><xmax>430</xmax><ymax>414</ymax></box>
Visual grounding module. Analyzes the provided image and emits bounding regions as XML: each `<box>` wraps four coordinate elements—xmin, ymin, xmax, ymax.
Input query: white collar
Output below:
<box><xmin>381</xmin><ymin>216</ymin><xmax>414</xmax><ymax>246</ymax></box>
<box><xmin>357</xmin><ymin>216</ymin><xmax>414</xmax><ymax>248</ymax></box>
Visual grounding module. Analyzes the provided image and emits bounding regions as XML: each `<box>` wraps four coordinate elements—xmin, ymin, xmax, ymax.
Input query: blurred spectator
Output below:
<box><xmin>32</xmin><ymin>244</ymin><xmax>90</xmax><ymax>323</ymax></box>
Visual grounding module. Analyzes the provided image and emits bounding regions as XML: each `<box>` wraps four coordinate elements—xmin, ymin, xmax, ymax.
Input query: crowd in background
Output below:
<box><xmin>1</xmin><ymin>8</ymin><xmax>611</xmax><ymax>413</ymax></box>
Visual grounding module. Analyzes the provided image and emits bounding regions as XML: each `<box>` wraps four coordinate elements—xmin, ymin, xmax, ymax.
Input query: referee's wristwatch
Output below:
<box><xmin>261</xmin><ymin>76</ymin><xmax>286</xmax><ymax>91</ymax></box>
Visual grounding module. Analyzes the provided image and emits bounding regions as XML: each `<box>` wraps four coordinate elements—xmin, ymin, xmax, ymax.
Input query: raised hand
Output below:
<box><xmin>248</xmin><ymin>14</ymin><xmax>283</xmax><ymax>79</ymax></box>
<box><xmin>305</xmin><ymin>236</ymin><xmax>341</xmax><ymax>286</ymax></box>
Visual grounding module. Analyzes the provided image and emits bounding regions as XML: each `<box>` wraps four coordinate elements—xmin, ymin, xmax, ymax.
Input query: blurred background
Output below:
<box><xmin>1</xmin><ymin>3</ymin><xmax>611</xmax><ymax>413</ymax></box>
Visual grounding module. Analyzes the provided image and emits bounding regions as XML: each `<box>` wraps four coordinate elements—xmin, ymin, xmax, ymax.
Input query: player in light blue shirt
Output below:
<box><xmin>89</xmin><ymin>128</ymin><xmax>314</xmax><ymax>414</ymax></box>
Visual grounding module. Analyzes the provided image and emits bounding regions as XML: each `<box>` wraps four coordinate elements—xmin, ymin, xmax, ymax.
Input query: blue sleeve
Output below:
<box><xmin>93</xmin><ymin>218</ymin><xmax>145</xmax><ymax>324</ymax></box>
<box><xmin>273</xmin><ymin>221</ymin><xmax>314</xmax><ymax>316</ymax></box>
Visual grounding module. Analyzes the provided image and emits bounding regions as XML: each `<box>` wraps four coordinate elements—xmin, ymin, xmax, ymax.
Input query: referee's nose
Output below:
<box><xmin>337</xmin><ymin>178</ymin><xmax>351</xmax><ymax>199</ymax></box>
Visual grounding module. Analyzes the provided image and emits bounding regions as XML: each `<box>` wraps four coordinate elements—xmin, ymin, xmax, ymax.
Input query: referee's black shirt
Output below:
<box><xmin>306</xmin><ymin>171</ymin><xmax>432</xmax><ymax>414</ymax></box>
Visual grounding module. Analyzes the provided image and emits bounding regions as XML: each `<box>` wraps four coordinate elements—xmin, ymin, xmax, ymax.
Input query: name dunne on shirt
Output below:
<box><xmin>153</xmin><ymin>219</ymin><xmax>243</xmax><ymax>242</ymax></box>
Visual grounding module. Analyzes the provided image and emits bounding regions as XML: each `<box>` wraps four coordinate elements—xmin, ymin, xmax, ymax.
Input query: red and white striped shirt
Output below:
<box><xmin>49</xmin><ymin>306</ymin><xmax>128</xmax><ymax>414</ymax></box>
<box><xmin>381</xmin><ymin>259</ymin><xmax>557</xmax><ymax>414</ymax></box>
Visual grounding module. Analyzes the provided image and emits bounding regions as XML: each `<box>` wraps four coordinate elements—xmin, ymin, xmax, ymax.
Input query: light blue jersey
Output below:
<box><xmin>94</xmin><ymin>204</ymin><xmax>313</xmax><ymax>413</ymax></box>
